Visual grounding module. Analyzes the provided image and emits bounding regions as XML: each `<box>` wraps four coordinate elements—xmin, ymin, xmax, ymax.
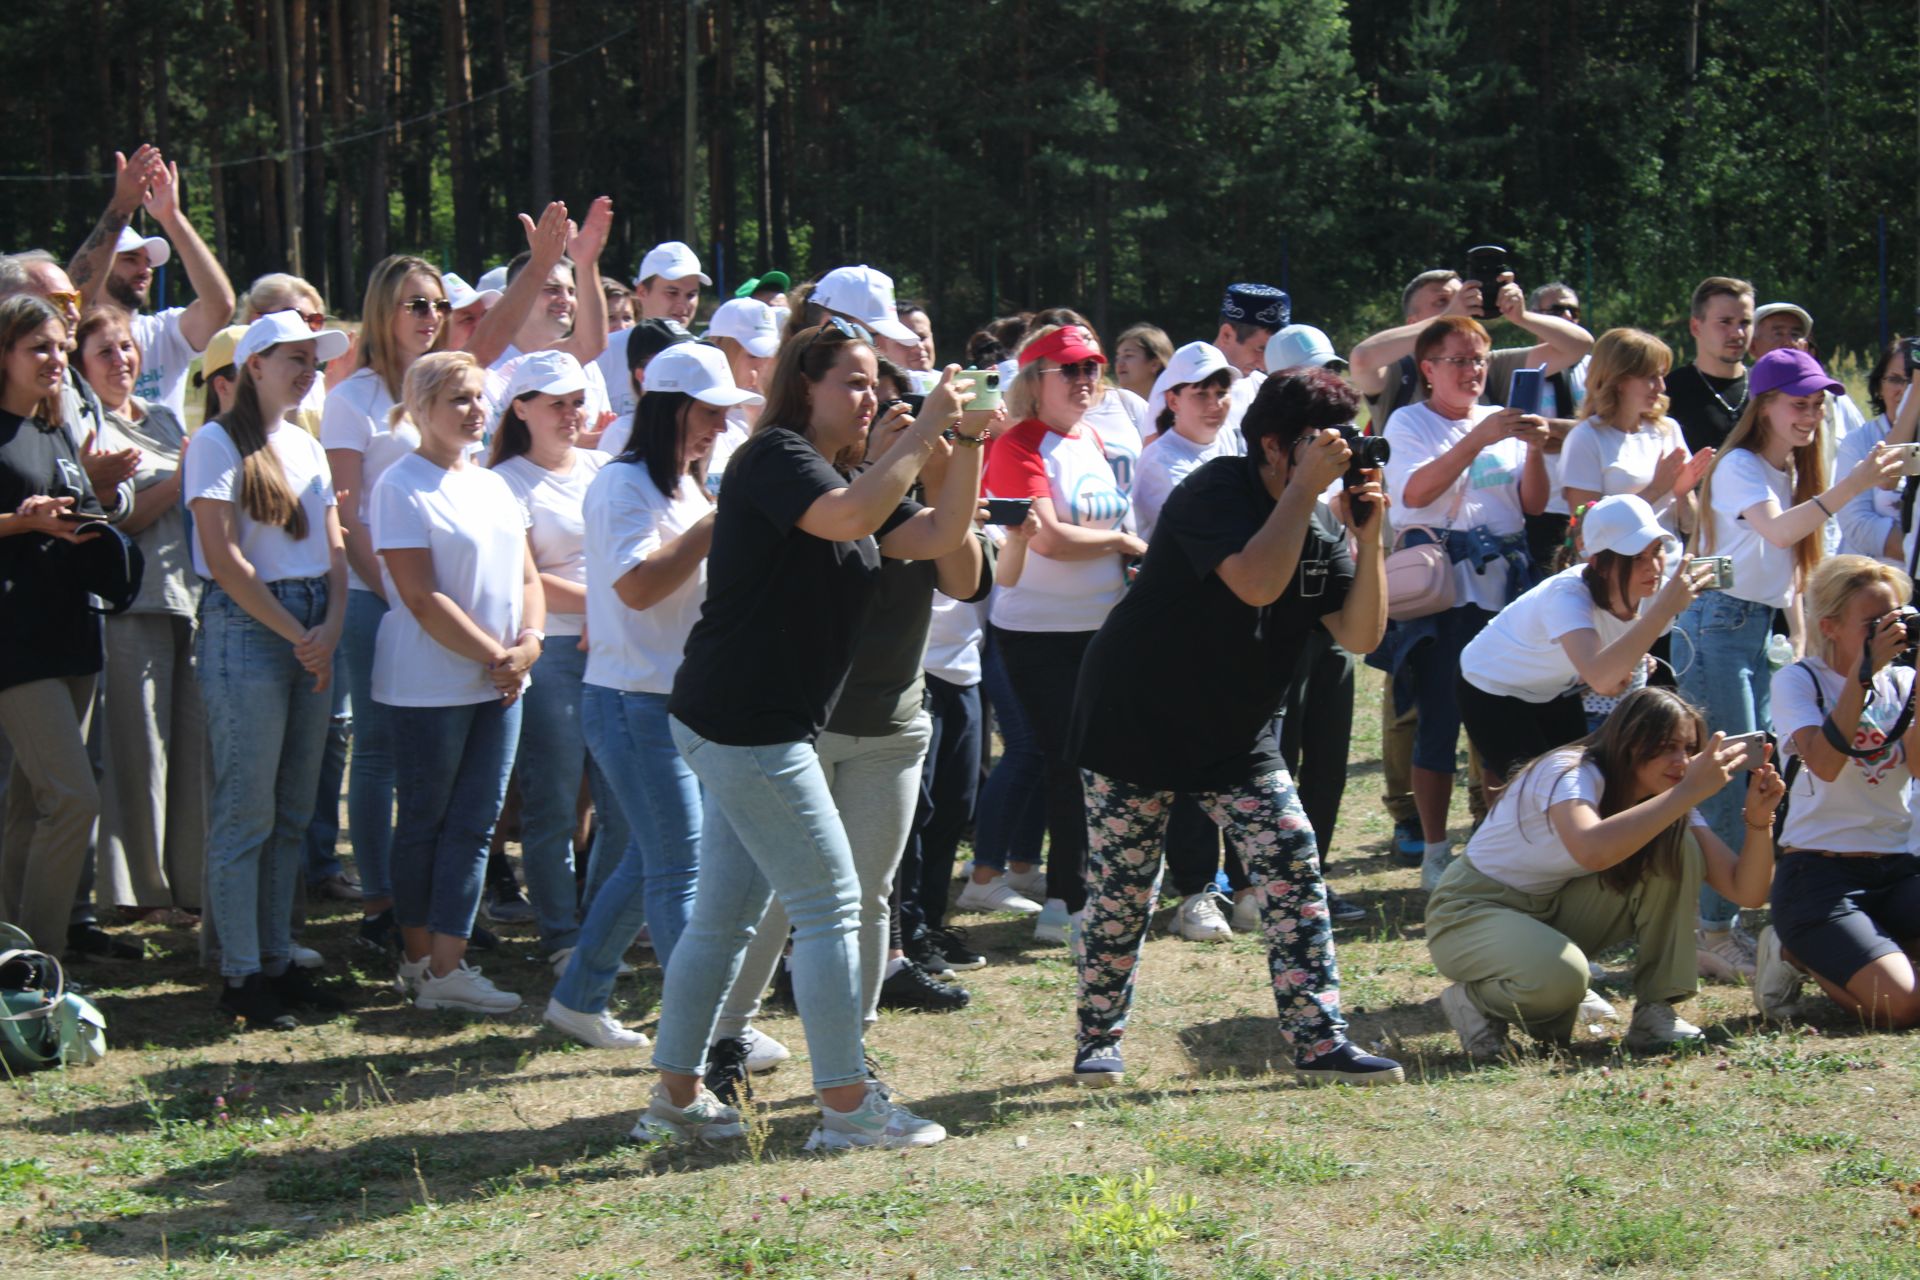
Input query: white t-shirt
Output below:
<box><xmin>1132</xmin><ymin>430</ymin><xmax>1226</xmax><ymax>543</ymax></box>
<box><xmin>1085</xmin><ymin>386</ymin><xmax>1147</xmax><ymax>497</ymax></box>
<box><xmin>706</xmin><ymin>408</ymin><xmax>755</xmax><ymax>497</ymax></box>
<box><xmin>184</xmin><ymin>421</ymin><xmax>337</xmax><ymax>582</ymax></box>
<box><xmin>582</xmin><ymin>461</ymin><xmax>709</xmax><ymax>695</ymax></box>
<box><xmin>370</xmin><ymin>455</ymin><xmax>531</xmax><ymax>707</ymax></box>
<box><xmin>924</xmin><ymin>594</ymin><xmax>985</xmax><ymax>687</ymax></box>
<box><xmin>1466</xmin><ymin>749</ymin><xmax>1708</xmax><ymax>895</ymax></box>
<box><xmin>1703</xmin><ymin>447</ymin><xmax>1796</xmax><ymax>608</ymax></box>
<box><xmin>598</xmin><ymin>410</ymin><xmax>636</xmax><ymax>460</ymax></box>
<box><xmin>1461</xmin><ymin>564</ymin><xmax>1668</xmax><ymax>703</ymax></box>
<box><xmin>130</xmin><ymin>309</ymin><xmax>201</xmax><ymax>420</ymax></box>
<box><xmin>983</xmin><ymin>419</ymin><xmax>1129</xmax><ymax>633</ymax></box>
<box><xmin>1384</xmin><ymin>401</ymin><xmax>1530</xmax><ymax>611</ymax></box>
<box><xmin>1559</xmin><ymin>415</ymin><xmax>1690</xmax><ymax>535</ymax></box>
<box><xmin>318</xmin><ymin>367</ymin><xmax>417</xmax><ymax>592</ymax></box>
<box><xmin>595</xmin><ymin>327</ymin><xmax>636</xmax><ymax>418</ymax></box>
<box><xmin>1836</xmin><ymin>413</ymin><xmax>1903</xmax><ymax>566</ymax></box>
<box><xmin>492</xmin><ymin>449</ymin><xmax>607</xmax><ymax>637</ymax></box>
<box><xmin>1771</xmin><ymin>657</ymin><xmax>1914</xmax><ymax>854</ymax></box>
<box><xmin>484</xmin><ymin>345</ymin><xmax>613</xmax><ymax>434</ymax></box>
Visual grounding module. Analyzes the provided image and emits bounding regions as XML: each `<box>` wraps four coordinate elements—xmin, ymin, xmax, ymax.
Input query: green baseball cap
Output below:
<box><xmin>734</xmin><ymin>270</ymin><xmax>791</xmax><ymax>299</ymax></box>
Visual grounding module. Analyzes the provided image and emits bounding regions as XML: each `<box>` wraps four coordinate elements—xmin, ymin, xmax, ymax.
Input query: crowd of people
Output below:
<box><xmin>3</xmin><ymin>143</ymin><xmax>1918</xmax><ymax>1152</ymax></box>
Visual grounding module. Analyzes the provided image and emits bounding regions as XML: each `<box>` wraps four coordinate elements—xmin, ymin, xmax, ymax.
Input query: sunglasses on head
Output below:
<box><xmin>295</xmin><ymin>309</ymin><xmax>327</xmax><ymax>331</ymax></box>
<box><xmin>801</xmin><ymin>315</ymin><xmax>873</xmax><ymax>358</ymax></box>
<box><xmin>401</xmin><ymin>297</ymin><xmax>452</xmax><ymax>318</ymax></box>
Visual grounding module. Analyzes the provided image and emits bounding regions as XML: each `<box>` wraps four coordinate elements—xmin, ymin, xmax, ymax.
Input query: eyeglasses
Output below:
<box><xmin>1429</xmin><ymin>355</ymin><xmax>1489</xmax><ymax>371</ymax></box>
<box><xmin>1042</xmin><ymin>360</ymin><xmax>1103</xmax><ymax>383</ymax></box>
<box><xmin>44</xmin><ymin>290</ymin><xmax>81</xmax><ymax>312</ymax></box>
<box><xmin>295</xmin><ymin>309</ymin><xmax>327</xmax><ymax>331</ymax></box>
<box><xmin>401</xmin><ymin>297</ymin><xmax>452</xmax><ymax>318</ymax></box>
<box><xmin>801</xmin><ymin>315</ymin><xmax>873</xmax><ymax>359</ymax></box>
<box><xmin>1547</xmin><ymin>303</ymin><xmax>1582</xmax><ymax>320</ymax></box>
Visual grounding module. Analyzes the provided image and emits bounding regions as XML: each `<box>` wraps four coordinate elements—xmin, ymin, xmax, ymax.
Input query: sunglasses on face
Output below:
<box><xmin>1044</xmin><ymin>360</ymin><xmax>1103</xmax><ymax>382</ymax></box>
<box><xmin>1547</xmin><ymin>303</ymin><xmax>1581</xmax><ymax>319</ymax></box>
<box><xmin>401</xmin><ymin>297</ymin><xmax>452</xmax><ymax>319</ymax></box>
<box><xmin>44</xmin><ymin>290</ymin><xmax>81</xmax><ymax>312</ymax></box>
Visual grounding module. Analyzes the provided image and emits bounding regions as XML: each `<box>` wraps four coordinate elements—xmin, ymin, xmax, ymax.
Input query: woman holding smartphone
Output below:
<box><xmin>1560</xmin><ymin>328</ymin><xmax>1714</xmax><ymax>537</ymax></box>
<box><xmin>187</xmin><ymin>312</ymin><xmax>352</xmax><ymax>1028</ymax></box>
<box><xmin>1679</xmin><ymin>348</ymin><xmax>1900</xmax><ymax>979</ymax></box>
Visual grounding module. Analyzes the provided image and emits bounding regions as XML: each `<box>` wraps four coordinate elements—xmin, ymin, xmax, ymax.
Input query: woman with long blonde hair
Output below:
<box><xmin>1561</xmin><ymin>327</ymin><xmax>1714</xmax><ymax>538</ymax></box>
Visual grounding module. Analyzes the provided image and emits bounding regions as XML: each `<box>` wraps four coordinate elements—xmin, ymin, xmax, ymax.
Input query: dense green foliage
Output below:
<box><xmin>2</xmin><ymin>0</ymin><xmax>1915</xmax><ymax>358</ymax></box>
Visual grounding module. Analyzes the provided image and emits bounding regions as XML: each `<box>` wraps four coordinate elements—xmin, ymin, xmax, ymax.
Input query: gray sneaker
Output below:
<box><xmin>1752</xmin><ymin>926</ymin><xmax>1804</xmax><ymax>1021</ymax></box>
<box><xmin>803</xmin><ymin>1081</ymin><xmax>947</xmax><ymax>1151</ymax></box>
<box><xmin>630</xmin><ymin>1083</ymin><xmax>745</xmax><ymax>1144</ymax></box>
<box><xmin>1440</xmin><ymin>982</ymin><xmax>1511</xmax><ymax>1062</ymax></box>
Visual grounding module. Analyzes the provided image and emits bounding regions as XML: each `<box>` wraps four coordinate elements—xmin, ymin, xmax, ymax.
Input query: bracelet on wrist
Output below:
<box><xmin>1743</xmin><ymin>814</ymin><xmax>1773</xmax><ymax>831</ymax></box>
<box><xmin>1812</xmin><ymin>493</ymin><xmax>1833</xmax><ymax>517</ymax></box>
<box><xmin>943</xmin><ymin>428</ymin><xmax>988</xmax><ymax>447</ymax></box>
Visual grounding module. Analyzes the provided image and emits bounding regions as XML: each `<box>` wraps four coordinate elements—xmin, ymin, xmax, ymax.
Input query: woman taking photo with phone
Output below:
<box><xmin>374</xmin><ymin>351</ymin><xmax>546</xmax><ymax>1015</ymax></box>
<box><xmin>187</xmin><ymin>312</ymin><xmax>351</xmax><ymax>1028</ymax></box>
<box><xmin>1680</xmin><ymin>347</ymin><xmax>1900</xmax><ymax>979</ymax></box>
<box><xmin>1755</xmin><ymin>555</ymin><xmax>1920</xmax><ymax>1027</ymax></box>
<box><xmin>1560</xmin><ymin>328</ymin><xmax>1713</xmax><ymax>537</ymax></box>
<box><xmin>639</xmin><ymin>321</ymin><xmax>977</xmax><ymax>1150</ymax></box>
<box><xmin>1835</xmin><ymin>340</ymin><xmax>1920</xmax><ymax>566</ymax></box>
<box><xmin>1428</xmin><ymin>688</ymin><xmax>1782</xmax><ymax>1059</ymax></box>
<box><xmin>1458</xmin><ymin>495</ymin><xmax>1710</xmax><ymax>788</ymax></box>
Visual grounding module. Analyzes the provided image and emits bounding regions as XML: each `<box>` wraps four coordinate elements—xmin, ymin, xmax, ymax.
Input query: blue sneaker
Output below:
<box><xmin>1391</xmin><ymin>819</ymin><xmax>1424</xmax><ymax>868</ymax></box>
<box><xmin>1073</xmin><ymin>1041</ymin><xmax>1125</xmax><ymax>1088</ymax></box>
<box><xmin>1295</xmin><ymin>1041</ymin><xmax>1405</xmax><ymax>1086</ymax></box>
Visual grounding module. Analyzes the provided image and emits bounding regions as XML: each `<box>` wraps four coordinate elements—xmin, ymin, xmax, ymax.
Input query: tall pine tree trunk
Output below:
<box><xmin>530</xmin><ymin>0</ymin><xmax>551</xmax><ymax>204</ymax></box>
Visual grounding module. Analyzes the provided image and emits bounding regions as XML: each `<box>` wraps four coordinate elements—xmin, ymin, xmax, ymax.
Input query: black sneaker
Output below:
<box><xmin>903</xmin><ymin>934</ymin><xmax>956</xmax><ymax>981</ymax></box>
<box><xmin>357</xmin><ymin>907</ymin><xmax>400</xmax><ymax>955</ymax></box>
<box><xmin>219</xmin><ymin>973</ymin><xmax>298</xmax><ymax>1030</ymax></box>
<box><xmin>926</xmin><ymin>924</ymin><xmax>987</xmax><ymax>972</ymax></box>
<box><xmin>272</xmin><ymin>964</ymin><xmax>350</xmax><ymax>1014</ymax></box>
<box><xmin>878</xmin><ymin>959</ymin><xmax>971</xmax><ymax>1011</ymax></box>
<box><xmin>1073</xmin><ymin>1040</ymin><xmax>1125</xmax><ymax>1088</ymax></box>
<box><xmin>482</xmin><ymin>886</ymin><xmax>536</xmax><ymax>925</ymax></box>
<box><xmin>1326</xmin><ymin>891</ymin><xmax>1367</xmax><ymax>924</ymax></box>
<box><xmin>703</xmin><ymin>1036</ymin><xmax>754</xmax><ymax>1107</ymax></box>
<box><xmin>1295</xmin><ymin>1041</ymin><xmax>1405</xmax><ymax>1086</ymax></box>
<box><xmin>65</xmin><ymin>923</ymin><xmax>145</xmax><ymax>962</ymax></box>
<box><xmin>468</xmin><ymin>923</ymin><xmax>500</xmax><ymax>952</ymax></box>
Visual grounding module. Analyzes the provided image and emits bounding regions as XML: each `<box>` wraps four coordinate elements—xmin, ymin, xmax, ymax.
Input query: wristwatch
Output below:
<box><xmin>516</xmin><ymin>627</ymin><xmax>546</xmax><ymax>647</ymax></box>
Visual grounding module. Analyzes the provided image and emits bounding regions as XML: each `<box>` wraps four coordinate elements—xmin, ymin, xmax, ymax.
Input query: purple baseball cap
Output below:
<box><xmin>1748</xmin><ymin>348</ymin><xmax>1842</xmax><ymax>399</ymax></box>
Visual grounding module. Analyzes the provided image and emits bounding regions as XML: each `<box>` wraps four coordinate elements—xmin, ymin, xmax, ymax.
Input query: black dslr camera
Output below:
<box><xmin>1337</xmin><ymin>425</ymin><xmax>1390</xmax><ymax>527</ymax></box>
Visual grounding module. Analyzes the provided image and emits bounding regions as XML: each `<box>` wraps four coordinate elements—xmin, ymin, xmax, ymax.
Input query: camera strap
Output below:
<box><xmin>1816</xmin><ymin>648</ymin><xmax>1919</xmax><ymax>759</ymax></box>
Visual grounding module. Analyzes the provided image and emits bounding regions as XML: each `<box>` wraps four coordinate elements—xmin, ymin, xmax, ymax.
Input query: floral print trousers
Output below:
<box><xmin>1076</xmin><ymin>768</ymin><xmax>1347</xmax><ymax>1065</ymax></box>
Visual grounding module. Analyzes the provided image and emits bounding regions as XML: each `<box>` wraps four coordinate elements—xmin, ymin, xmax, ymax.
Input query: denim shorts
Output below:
<box><xmin>1770</xmin><ymin>852</ymin><xmax>1920</xmax><ymax>988</ymax></box>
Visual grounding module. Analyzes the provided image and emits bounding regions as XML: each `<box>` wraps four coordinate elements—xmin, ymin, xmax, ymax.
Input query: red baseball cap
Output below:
<box><xmin>1018</xmin><ymin>325</ymin><xmax>1106</xmax><ymax>369</ymax></box>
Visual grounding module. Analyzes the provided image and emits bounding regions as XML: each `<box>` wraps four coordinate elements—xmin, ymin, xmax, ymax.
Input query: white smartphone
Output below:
<box><xmin>1721</xmin><ymin>731</ymin><xmax>1768</xmax><ymax>771</ymax></box>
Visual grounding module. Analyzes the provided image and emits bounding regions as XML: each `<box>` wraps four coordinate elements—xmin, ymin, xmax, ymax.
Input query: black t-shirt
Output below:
<box><xmin>669</xmin><ymin>427</ymin><xmax>920</xmax><ymax>746</ymax></box>
<box><xmin>1666</xmin><ymin>364</ymin><xmax>1748</xmax><ymax>455</ymax></box>
<box><xmin>0</xmin><ymin>411</ymin><xmax>107</xmax><ymax>692</ymax></box>
<box><xmin>1068</xmin><ymin>455</ymin><xmax>1353</xmax><ymax>791</ymax></box>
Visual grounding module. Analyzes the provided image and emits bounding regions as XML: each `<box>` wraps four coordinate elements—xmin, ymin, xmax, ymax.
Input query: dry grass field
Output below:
<box><xmin>5</xmin><ymin>665</ymin><xmax>1920</xmax><ymax>1280</ymax></box>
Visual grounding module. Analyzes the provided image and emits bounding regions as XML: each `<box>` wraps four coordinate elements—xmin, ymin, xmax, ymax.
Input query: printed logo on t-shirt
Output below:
<box><xmin>54</xmin><ymin>457</ymin><xmax>85</xmax><ymax>494</ymax></box>
<box><xmin>1467</xmin><ymin>452</ymin><xmax>1516</xmax><ymax>491</ymax></box>
<box><xmin>1103</xmin><ymin>441</ymin><xmax>1138</xmax><ymax>494</ymax></box>
<box><xmin>1850</xmin><ymin>697</ymin><xmax>1907</xmax><ymax>787</ymax></box>
<box><xmin>1071</xmin><ymin>473</ymin><xmax>1129</xmax><ymax>526</ymax></box>
<box><xmin>134</xmin><ymin>368</ymin><xmax>162</xmax><ymax>402</ymax></box>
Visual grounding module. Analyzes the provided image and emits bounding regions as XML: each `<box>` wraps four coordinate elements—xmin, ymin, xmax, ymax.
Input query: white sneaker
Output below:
<box><xmin>1172</xmin><ymin>891</ymin><xmax>1233</xmax><ymax>943</ymax></box>
<box><xmin>414</xmin><ymin>962</ymin><xmax>522</xmax><ymax>1014</ymax></box>
<box><xmin>1440</xmin><ymin>982</ymin><xmax>1511</xmax><ymax>1062</ymax></box>
<box><xmin>543</xmin><ymin>997</ymin><xmax>649</xmax><ymax>1049</ymax></box>
<box><xmin>631</xmin><ymin>1082</ymin><xmax>744</xmax><ymax>1144</ymax></box>
<box><xmin>1752</xmin><ymin>926</ymin><xmax>1804</xmax><ymax>1021</ymax></box>
<box><xmin>954</xmin><ymin>875</ymin><xmax>1043</xmax><ymax>916</ymax></box>
<box><xmin>1625</xmin><ymin>1001</ymin><xmax>1705</xmax><ymax>1052</ymax></box>
<box><xmin>1696</xmin><ymin>926</ymin><xmax>1757</xmax><ymax>981</ymax></box>
<box><xmin>1034</xmin><ymin>898</ymin><xmax>1072</xmax><ymax>944</ymax></box>
<box><xmin>394</xmin><ymin>954</ymin><xmax>429</xmax><ymax>997</ymax></box>
<box><xmin>804</xmin><ymin>1080</ymin><xmax>947</xmax><ymax>1150</ymax></box>
<box><xmin>738</xmin><ymin>1026</ymin><xmax>792</xmax><ymax>1074</ymax></box>
<box><xmin>1420</xmin><ymin>845</ymin><xmax>1456</xmax><ymax>894</ymax></box>
<box><xmin>1230</xmin><ymin>890</ymin><xmax>1262</xmax><ymax>933</ymax></box>
<box><xmin>1578</xmin><ymin>989</ymin><xmax>1620</xmax><ymax>1023</ymax></box>
<box><xmin>548</xmin><ymin>946</ymin><xmax>634</xmax><ymax>979</ymax></box>
<box><xmin>290</xmin><ymin>943</ymin><xmax>324</xmax><ymax>969</ymax></box>
<box><xmin>1004</xmin><ymin>866</ymin><xmax>1047</xmax><ymax>900</ymax></box>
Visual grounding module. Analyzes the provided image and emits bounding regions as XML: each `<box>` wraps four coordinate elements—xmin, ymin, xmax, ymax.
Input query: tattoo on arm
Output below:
<box><xmin>68</xmin><ymin>208</ymin><xmax>132</xmax><ymax>290</ymax></box>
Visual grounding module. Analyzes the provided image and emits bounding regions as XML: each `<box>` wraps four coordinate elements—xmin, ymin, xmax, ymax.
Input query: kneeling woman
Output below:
<box><xmin>1756</xmin><ymin>555</ymin><xmax>1920</xmax><ymax>1028</ymax></box>
<box><xmin>1066</xmin><ymin>368</ymin><xmax>1403</xmax><ymax>1086</ymax></box>
<box><xmin>1458</xmin><ymin>494</ymin><xmax>1709</xmax><ymax>789</ymax></box>
<box><xmin>1427</xmin><ymin>687</ymin><xmax>1781</xmax><ymax>1059</ymax></box>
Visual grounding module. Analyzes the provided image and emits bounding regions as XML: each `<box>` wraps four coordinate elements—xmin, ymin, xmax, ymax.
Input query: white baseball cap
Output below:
<box><xmin>811</xmin><ymin>265</ymin><xmax>918</xmax><ymax>344</ymax></box>
<box><xmin>505</xmin><ymin>350</ymin><xmax>589</xmax><ymax>402</ymax></box>
<box><xmin>234</xmin><ymin>311</ymin><xmax>350</xmax><ymax>365</ymax></box>
<box><xmin>1580</xmin><ymin>494</ymin><xmax>1673</xmax><ymax>557</ymax></box>
<box><xmin>635</xmin><ymin>240</ymin><xmax>712</xmax><ymax>288</ymax></box>
<box><xmin>1265</xmin><ymin>324</ymin><xmax>1348</xmax><ymax>374</ymax></box>
<box><xmin>1145</xmin><ymin>341</ymin><xmax>1239</xmax><ymax>413</ymax></box>
<box><xmin>442</xmin><ymin>271</ymin><xmax>501</xmax><ymax>313</ymax></box>
<box><xmin>113</xmin><ymin>226</ymin><xmax>170</xmax><ymax>268</ymax></box>
<box><xmin>704</xmin><ymin>297</ymin><xmax>781</xmax><ymax>358</ymax></box>
<box><xmin>643</xmin><ymin>343</ymin><xmax>765</xmax><ymax>407</ymax></box>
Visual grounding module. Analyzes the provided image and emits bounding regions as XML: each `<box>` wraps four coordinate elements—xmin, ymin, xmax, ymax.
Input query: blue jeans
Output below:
<box><xmin>653</xmin><ymin>718</ymin><xmax>866</xmax><ymax>1089</ymax></box>
<box><xmin>552</xmin><ymin>685</ymin><xmax>701</xmax><ymax>1015</ymax></box>
<box><xmin>388</xmin><ymin>698</ymin><xmax>522</xmax><ymax>938</ymax></box>
<box><xmin>303</xmin><ymin>658</ymin><xmax>350</xmax><ymax>885</ymax></box>
<box><xmin>196</xmin><ymin>579</ymin><xmax>333</xmax><ymax>978</ymax></box>
<box><xmin>1406</xmin><ymin>605</ymin><xmax>1496</xmax><ymax>774</ymax></box>
<box><xmin>340</xmin><ymin>589</ymin><xmax>395</xmax><ymax>901</ymax></box>
<box><xmin>973</xmin><ymin>629</ymin><xmax>1046</xmax><ymax>872</ymax></box>
<box><xmin>1675</xmin><ymin>592</ymin><xmax>1774</xmax><ymax>931</ymax></box>
<box><xmin>512</xmin><ymin>641</ymin><xmax>628</xmax><ymax>952</ymax></box>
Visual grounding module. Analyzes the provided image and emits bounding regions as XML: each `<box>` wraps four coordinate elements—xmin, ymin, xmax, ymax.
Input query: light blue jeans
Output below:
<box><xmin>1674</xmin><ymin>592</ymin><xmax>1773</xmax><ymax>931</ymax></box>
<box><xmin>551</xmin><ymin>685</ymin><xmax>700</xmax><ymax>1015</ymax></box>
<box><xmin>653</xmin><ymin>717</ymin><xmax>866</xmax><ymax>1089</ymax></box>
<box><xmin>197</xmin><ymin>579</ymin><xmax>333</xmax><ymax>978</ymax></box>
<box><xmin>512</xmin><ymin>641</ymin><xmax>628</xmax><ymax>952</ymax></box>
<box><xmin>303</xmin><ymin>657</ymin><xmax>350</xmax><ymax>885</ymax></box>
<box><xmin>388</xmin><ymin>698</ymin><xmax>522</xmax><ymax>938</ymax></box>
<box><xmin>339</xmin><ymin>589</ymin><xmax>395</xmax><ymax>901</ymax></box>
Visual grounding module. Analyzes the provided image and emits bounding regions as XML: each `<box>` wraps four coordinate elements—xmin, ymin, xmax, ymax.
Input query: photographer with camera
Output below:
<box><xmin>1377</xmin><ymin>316</ymin><xmax>1550</xmax><ymax>891</ymax></box>
<box><xmin>1064</xmin><ymin>367</ymin><xmax>1399</xmax><ymax>1087</ymax></box>
<box><xmin>1681</xmin><ymin>348</ymin><xmax>1903</xmax><ymax>979</ymax></box>
<box><xmin>1459</xmin><ymin>496</ymin><xmax>1712</xmax><ymax>791</ymax></box>
<box><xmin>1756</xmin><ymin>555</ymin><xmax>1920</xmax><ymax>1028</ymax></box>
